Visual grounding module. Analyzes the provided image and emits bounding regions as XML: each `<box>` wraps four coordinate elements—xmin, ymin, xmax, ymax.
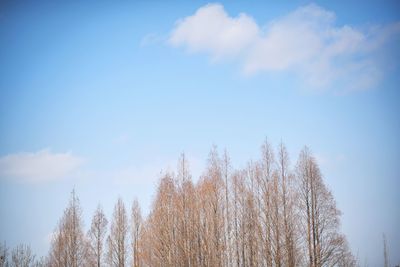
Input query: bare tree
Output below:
<box><xmin>175</xmin><ymin>153</ymin><xmax>192</xmax><ymax>267</ymax></box>
<box><xmin>32</xmin><ymin>257</ymin><xmax>46</xmax><ymax>267</ymax></box>
<box><xmin>383</xmin><ymin>233</ymin><xmax>389</xmax><ymax>267</ymax></box>
<box><xmin>296</xmin><ymin>147</ymin><xmax>351</xmax><ymax>267</ymax></box>
<box><xmin>258</xmin><ymin>139</ymin><xmax>275</xmax><ymax>267</ymax></box>
<box><xmin>204</xmin><ymin>146</ymin><xmax>224</xmax><ymax>267</ymax></box>
<box><xmin>11</xmin><ymin>244</ymin><xmax>35</xmax><ymax>267</ymax></box>
<box><xmin>87</xmin><ymin>205</ymin><xmax>108</xmax><ymax>267</ymax></box>
<box><xmin>48</xmin><ymin>190</ymin><xmax>86</xmax><ymax>267</ymax></box>
<box><xmin>277</xmin><ymin>142</ymin><xmax>297</xmax><ymax>267</ymax></box>
<box><xmin>230</xmin><ymin>170</ymin><xmax>246</xmax><ymax>267</ymax></box>
<box><xmin>271</xmin><ymin>170</ymin><xmax>283</xmax><ymax>267</ymax></box>
<box><xmin>107</xmin><ymin>198</ymin><xmax>129</xmax><ymax>267</ymax></box>
<box><xmin>0</xmin><ymin>242</ymin><xmax>8</xmax><ymax>267</ymax></box>
<box><xmin>222</xmin><ymin>149</ymin><xmax>232</xmax><ymax>267</ymax></box>
<box><xmin>141</xmin><ymin>173</ymin><xmax>177</xmax><ymax>267</ymax></box>
<box><xmin>336</xmin><ymin>236</ymin><xmax>357</xmax><ymax>267</ymax></box>
<box><xmin>38</xmin><ymin>141</ymin><xmax>357</xmax><ymax>267</ymax></box>
<box><xmin>131</xmin><ymin>199</ymin><xmax>142</xmax><ymax>267</ymax></box>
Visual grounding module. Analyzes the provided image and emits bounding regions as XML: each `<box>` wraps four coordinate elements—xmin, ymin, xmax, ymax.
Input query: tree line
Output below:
<box><xmin>1</xmin><ymin>141</ymin><xmax>358</xmax><ymax>267</ymax></box>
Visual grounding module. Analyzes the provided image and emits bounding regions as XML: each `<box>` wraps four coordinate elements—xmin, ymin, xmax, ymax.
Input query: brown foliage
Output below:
<box><xmin>42</xmin><ymin>141</ymin><xmax>357</xmax><ymax>267</ymax></box>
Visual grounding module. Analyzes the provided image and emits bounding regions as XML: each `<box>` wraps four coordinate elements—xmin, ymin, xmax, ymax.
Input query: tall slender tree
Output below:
<box><xmin>107</xmin><ymin>198</ymin><xmax>128</xmax><ymax>267</ymax></box>
<box><xmin>277</xmin><ymin>142</ymin><xmax>297</xmax><ymax>267</ymax></box>
<box><xmin>222</xmin><ymin>149</ymin><xmax>232</xmax><ymax>267</ymax></box>
<box><xmin>296</xmin><ymin>147</ymin><xmax>351</xmax><ymax>266</ymax></box>
<box><xmin>48</xmin><ymin>190</ymin><xmax>86</xmax><ymax>267</ymax></box>
<box><xmin>87</xmin><ymin>205</ymin><xmax>108</xmax><ymax>267</ymax></box>
<box><xmin>258</xmin><ymin>139</ymin><xmax>275</xmax><ymax>267</ymax></box>
<box><xmin>383</xmin><ymin>233</ymin><xmax>389</xmax><ymax>267</ymax></box>
<box><xmin>131</xmin><ymin>198</ymin><xmax>142</xmax><ymax>267</ymax></box>
<box><xmin>141</xmin><ymin>173</ymin><xmax>177</xmax><ymax>267</ymax></box>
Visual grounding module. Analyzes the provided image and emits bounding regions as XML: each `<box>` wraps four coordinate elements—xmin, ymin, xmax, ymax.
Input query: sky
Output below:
<box><xmin>0</xmin><ymin>0</ymin><xmax>399</xmax><ymax>265</ymax></box>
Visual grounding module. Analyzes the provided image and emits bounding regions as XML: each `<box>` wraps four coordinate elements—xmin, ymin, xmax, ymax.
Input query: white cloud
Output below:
<box><xmin>112</xmin><ymin>133</ymin><xmax>130</xmax><ymax>145</ymax></box>
<box><xmin>140</xmin><ymin>33</ymin><xmax>166</xmax><ymax>47</ymax></box>
<box><xmin>315</xmin><ymin>152</ymin><xmax>347</xmax><ymax>171</ymax></box>
<box><xmin>0</xmin><ymin>149</ymin><xmax>84</xmax><ymax>183</ymax></box>
<box><xmin>168</xmin><ymin>3</ymin><xmax>400</xmax><ymax>92</ymax></box>
<box><xmin>169</xmin><ymin>3</ymin><xmax>259</xmax><ymax>60</ymax></box>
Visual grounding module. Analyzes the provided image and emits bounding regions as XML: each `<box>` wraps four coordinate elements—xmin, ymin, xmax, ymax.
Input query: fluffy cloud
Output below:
<box><xmin>169</xmin><ymin>3</ymin><xmax>259</xmax><ymax>59</ymax></box>
<box><xmin>169</xmin><ymin>3</ymin><xmax>400</xmax><ymax>92</ymax></box>
<box><xmin>0</xmin><ymin>149</ymin><xmax>84</xmax><ymax>183</ymax></box>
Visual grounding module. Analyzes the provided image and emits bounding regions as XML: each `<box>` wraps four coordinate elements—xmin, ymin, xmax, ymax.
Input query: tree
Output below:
<box><xmin>270</xmin><ymin>169</ymin><xmax>283</xmax><ymax>267</ymax></box>
<box><xmin>202</xmin><ymin>146</ymin><xmax>224</xmax><ymax>267</ymax></box>
<box><xmin>131</xmin><ymin>199</ymin><xmax>142</xmax><ymax>267</ymax></box>
<box><xmin>0</xmin><ymin>242</ymin><xmax>9</xmax><ymax>267</ymax></box>
<box><xmin>258</xmin><ymin>139</ymin><xmax>275</xmax><ymax>266</ymax></box>
<box><xmin>383</xmin><ymin>233</ymin><xmax>389</xmax><ymax>267</ymax></box>
<box><xmin>32</xmin><ymin>257</ymin><xmax>46</xmax><ymax>267</ymax></box>
<box><xmin>37</xmin><ymin>141</ymin><xmax>357</xmax><ymax>267</ymax></box>
<box><xmin>175</xmin><ymin>153</ymin><xmax>192</xmax><ymax>267</ymax></box>
<box><xmin>48</xmin><ymin>190</ymin><xmax>86</xmax><ymax>267</ymax></box>
<box><xmin>296</xmin><ymin>147</ymin><xmax>350</xmax><ymax>267</ymax></box>
<box><xmin>222</xmin><ymin>149</ymin><xmax>232</xmax><ymax>267</ymax></box>
<box><xmin>87</xmin><ymin>205</ymin><xmax>108</xmax><ymax>267</ymax></box>
<box><xmin>141</xmin><ymin>173</ymin><xmax>177</xmax><ymax>267</ymax></box>
<box><xmin>11</xmin><ymin>244</ymin><xmax>35</xmax><ymax>267</ymax></box>
<box><xmin>107</xmin><ymin>198</ymin><xmax>129</xmax><ymax>267</ymax></box>
<box><xmin>277</xmin><ymin>142</ymin><xmax>297</xmax><ymax>267</ymax></box>
<box><xmin>335</xmin><ymin>236</ymin><xmax>357</xmax><ymax>267</ymax></box>
<box><xmin>230</xmin><ymin>170</ymin><xmax>245</xmax><ymax>267</ymax></box>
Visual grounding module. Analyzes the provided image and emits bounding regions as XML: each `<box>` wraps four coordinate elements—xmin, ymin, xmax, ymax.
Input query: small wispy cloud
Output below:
<box><xmin>315</xmin><ymin>152</ymin><xmax>347</xmax><ymax>171</ymax></box>
<box><xmin>140</xmin><ymin>33</ymin><xmax>166</xmax><ymax>47</ymax></box>
<box><xmin>0</xmin><ymin>149</ymin><xmax>84</xmax><ymax>184</ymax></box>
<box><xmin>112</xmin><ymin>133</ymin><xmax>130</xmax><ymax>145</ymax></box>
<box><xmin>168</xmin><ymin>3</ymin><xmax>400</xmax><ymax>92</ymax></box>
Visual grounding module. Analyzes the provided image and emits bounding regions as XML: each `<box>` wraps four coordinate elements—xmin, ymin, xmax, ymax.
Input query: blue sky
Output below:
<box><xmin>0</xmin><ymin>0</ymin><xmax>399</xmax><ymax>265</ymax></box>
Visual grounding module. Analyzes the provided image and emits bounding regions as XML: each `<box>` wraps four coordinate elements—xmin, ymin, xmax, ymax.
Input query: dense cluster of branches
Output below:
<box><xmin>0</xmin><ymin>243</ymin><xmax>45</xmax><ymax>267</ymax></box>
<box><xmin>139</xmin><ymin>142</ymin><xmax>356</xmax><ymax>267</ymax></box>
<box><xmin>1</xmin><ymin>141</ymin><xmax>358</xmax><ymax>267</ymax></box>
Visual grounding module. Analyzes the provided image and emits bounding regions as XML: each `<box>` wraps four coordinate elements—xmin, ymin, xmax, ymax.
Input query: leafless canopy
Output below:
<box><xmin>18</xmin><ymin>141</ymin><xmax>358</xmax><ymax>267</ymax></box>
